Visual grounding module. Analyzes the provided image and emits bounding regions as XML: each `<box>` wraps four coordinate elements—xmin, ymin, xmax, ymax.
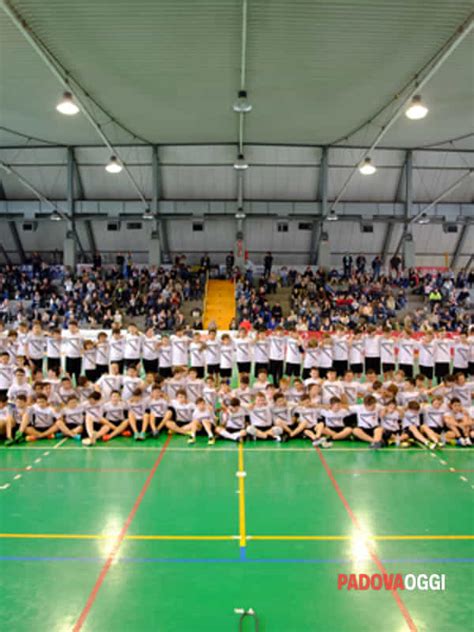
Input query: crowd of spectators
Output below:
<box><xmin>0</xmin><ymin>254</ymin><xmax>205</xmax><ymax>331</ymax></box>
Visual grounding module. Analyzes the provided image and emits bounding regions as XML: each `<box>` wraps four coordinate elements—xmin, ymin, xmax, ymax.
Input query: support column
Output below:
<box><xmin>451</xmin><ymin>223</ymin><xmax>471</xmax><ymax>269</ymax></box>
<box><xmin>65</xmin><ymin>147</ymin><xmax>77</xmax><ymax>267</ymax></box>
<box><xmin>8</xmin><ymin>221</ymin><xmax>25</xmax><ymax>263</ymax></box>
<box><xmin>149</xmin><ymin>145</ymin><xmax>163</xmax><ymax>266</ymax></box>
<box><xmin>312</xmin><ymin>146</ymin><xmax>328</xmax><ymax>265</ymax></box>
<box><xmin>402</xmin><ymin>150</ymin><xmax>414</xmax><ymax>268</ymax></box>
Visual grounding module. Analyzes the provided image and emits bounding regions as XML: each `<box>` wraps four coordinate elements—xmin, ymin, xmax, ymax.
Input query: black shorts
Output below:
<box><xmin>30</xmin><ymin>358</ymin><xmax>44</xmax><ymax>371</ymax></box>
<box><xmin>333</xmin><ymin>360</ymin><xmax>348</xmax><ymax>377</ymax></box>
<box><xmin>344</xmin><ymin>413</ymin><xmax>358</xmax><ymax>428</ymax></box>
<box><xmin>435</xmin><ymin>362</ymin><xmax>450</xmax><ymax>380</ymax></box>
<box><xmin>418</xmin><ymin>365</ymin><xmax>434</xmax><ymax>380</ymax></box>
<box><xmin>191</xmin><ymin>366</ymin><xmax>205</xmax><ymax>379</ymax></box>
<box><xmin>237</xmin><ymin>362</ymin><xmax>251</xmax><ymax>375</ymax></box>
<box><xmin>47</xmin><ymin>357</ymin><xmax>61</xmax><ymax>372</ymax></box>
<box><xmin>452</xmin><ymin>366</ymin><xmax>468</xmax><ymax>377</ymax></box>
<box><xmin>469</xmin><ymin>362</ymin><xmax>474</xmax><ymax>377</ymax></box>
<box><xmin>0</xmin><ymin>389</ymin><xmax>7</xmax><ymax>399</ymax></box>
<box><xmin>398</xmin><ymin>363</ymin><xmax>414</xmax><ymax>379</ymax></box>
<box><xmin>355</xmin><ymin>426</ymin><xmax>377</xmax><ymax>439</ymax></box>
<box><xmin>365</xmin><ymin>357</ymin><xmax>381</xmax><ymax>374</ymax></box>
<box><xmin>254</xmin><ymin>362</ymin><xmax>269</xmax><ymax>376</ymax></box>
<box><xmin>220</xmin><ymin>367</ymin><xmax>232</xmax><ymax>379</ymax></box>
<box><xmin>207</xmin><ymin>363</ymin><xmax>220</xmax><ymax>376</ymax></box>
<box><xmin>326</xmin><ymin>425</ymin><xmax>345</xmax><ymax>434</ymax></box>
<box><xmin>318</xmin><ymin>367</ymin><xmax>330</xmax><ymax>379</ymax></box>
<box><xmin>382</xmin><ymin>363</ymin><xmax>396</xmax><ymax>374</ymax></box>
<box><xmin>350</xmin><ymin>363</ymin><xmax>363</xmax><ymax>375</ymax></box>
<box><xmin>285</xmin><ymin>362</ymin><xmax>301</xmax><ymax>377</ymax></box>
<box><xmin>382</xmin><ymin>429</ymin><xmax>398</xmax><ymax>443</ymax></box>
<box><xmin>158</xmin><ymin>366</ymin><xmax>172</xmax><ymax>379</ymax></box>
<box><xmin>124</xmin><ymin>358</ymin><xmax>140</xmax><ymax>369</ymax></box>
<box><xmin>32</xmin><ymin>424</ymin><xmax>53</xmax><ymax>433</ymax></box>
<box><xmin>65</xmin><ymin>423</ymin><xmax>84</xmax><ymax>434</ymax></box>
<box><xmin>96</xmin><ymin>363</ymin><xmax>109</xmax><ymax>378</ymax></box>
<box><xmin>85</xmin><ymin>369</ymin><xmax>97</xmax><ymax>382</ymax></box>
<box><xmin>143</xmin><ymin>359</ymin><xmax>159</xmax><ymax>374</ymax></box>
<box><xmin>302</xmin><ymin>368</ymin><xmax>314</xmax><ymax>380</ymax></box>
<box><xmin>405</xmin><ymin>425</ymin><xmax>421</xmax><ymax>438</ymax></box>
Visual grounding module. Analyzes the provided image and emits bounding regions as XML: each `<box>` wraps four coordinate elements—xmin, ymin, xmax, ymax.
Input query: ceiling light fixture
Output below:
<box><xmin>405</xmin><ymin>95</ymin><xmax>429</xmax><ymax>120</ymax></box>
<box><xmin>56</xmin><ymin>91</ymin><xmax>79</xmax><ymax>115</ymax></box>
<box><xmin>359</xmin><ymin>157</ymin><xmax>377</xmax><ymax>175</ymax></box>
<box><xmin>142</xmin><ymin>209</ymin><xmax>154</xmax><ymax>220</ymax></box>
<box><xmin>235</xmin><ymin>208</ymin><xmax>246</xmax><ymax>220</ymax></box>
<box><xmin>233</xmin><ymin>153</ymin><xmax>249</xmax><ymax>170</ymax></box>
<box><xmin>105</xmin><ymin>156</ymin><xmax>123</xmax><ymax>174</ymax></box>
<box><xmin>50</xmin><ymin>210</ymin><xmax>62</xmax><ymax>221</ymax></box>
<box><xmin>326</xmin><ymin>210</ymin><xmax>338</xmax><ymax>221</ymax></box>
<box><xmin>417</xmin><ymin>212</ymin><xmax>430</xmax><ymax>224</ymax></box>
<box><xmin>233</xmin><ymin>90</ymin><xmax>252</xmax><ymax>113</ymax></box>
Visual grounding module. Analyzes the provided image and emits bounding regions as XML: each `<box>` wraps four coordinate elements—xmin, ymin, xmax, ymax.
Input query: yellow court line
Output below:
<box><xmin>248</xmin><ymin>535</ymin><xmax>474</xmax><ymax>541</ymax></box>
<box><xmin>0</xmin><ymin>533</ymin><xmax>472</xmax><ymax>541</ymax></box>
<box><xmin>238</xmin><ymin>442</ymin><xmax>247</xmax><ymax>548</ymax></box>
<box><xmin>0</xmin><ymin>533</ymin><xmax>238</xmax><ymax>541</ymax></box>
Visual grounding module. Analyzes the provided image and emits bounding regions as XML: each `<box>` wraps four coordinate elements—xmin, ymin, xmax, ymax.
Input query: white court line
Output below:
<box><xmin>52</xmin><ymin>437</ymin><xmax>68</xmax><ymax>450</ymax></box>
<box><xmin>0</xmin><ymin>444</ymin><xmax>470</xmax><ymax>454</ymax></box>
<box><xmin>13</xmin><ymin>474</ymin><xmax>21</xmax><ymax>480</ymax></box>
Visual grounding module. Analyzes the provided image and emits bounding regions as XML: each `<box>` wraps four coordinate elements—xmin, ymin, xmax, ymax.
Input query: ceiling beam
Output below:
<box><xmin>451</xmin><ymin>223</ymin><xmax>471</xmax><ymax>269</ymax></box>
<box><xmin>84</xmin><ymin>220</ymin><xmax>97</xmax><ymax>254</ymax></box>
<box><xmin>152</xmin><ymin>145</ymin><xmax>169</xmax><ymax>262</ymax></box>
<box><xmin>8</xmin><ymin>220</ymin><xmax>26</xmax><ymax>263</ymax></box>
<box><xmin>329</xmin><ymin>14</ymin><xmax>474</xmax><ymax>212</ymax></box>
<box><xmin>311</xmin><ymin>146</ymin><xmax>328</xmax><ymax>264</ymax></box>
<box><xmin>380</xmin><ymin>222</ymin><xmax>394</xmax><ymax>263</ymax></box>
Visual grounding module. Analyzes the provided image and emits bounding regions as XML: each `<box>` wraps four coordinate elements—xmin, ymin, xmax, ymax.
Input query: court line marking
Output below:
<box><xmin>0</xmin><ymin>533</ymin><xmax>471</xmax><ymax>541</ymax></box>
<box><xmin>1</xmin><ymin>555</ymin><xmax>473</xmax><ymax>565</ymax></box>
<box><xmin>333</xmin><ymin>469</ymin><xmax>474</xmax><ymax>474</ymax></box>
<box><xmin>238</xmin><ymin>442</ymin><xmax>247</xmax><ymax>550</ymax></box>
<box><xmin>0</xmin><ymin>468</ymin><xmax>151</xmax><ymax>473</ymax></box>
<box><xmin>72</xmin><ymin>435</ymin><xmax>172</xmax><ymax>632</ymax></box>
<box><xmin>0</xmin><ymin>436</ymin><xmax>67</xmax><ymax>490</ymax></box>
<box><xmin>313</xmin><ymin>445</ymin><xmax>418</xmax><ymax>632</ymax></box>
<box><xmin>3</xmin><ymin>445</ymin><xmax>471</xmax><ymax>453</ymax></box>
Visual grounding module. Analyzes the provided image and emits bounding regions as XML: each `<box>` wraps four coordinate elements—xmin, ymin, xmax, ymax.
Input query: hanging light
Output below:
<box><xmin>233</xmin><ymin>90</ymin><xmax>252</xmax><ymax>113</ymax></box>
<box><xmin>50</xmin><ymin>210</ymin><xmax>62</xmax><ymax>221</ymax></box>
<box><xmin>142</xmin><ymin>209</ymin><xmax>154</xmax><ymax>220</ymax></box>
<box><xmin>326</xmin><ymin>210</ymin><xmax>338</xmax><ymax>221</ymax></box>
<box><xmin>105</xmin><ymin>156</ymin><xmax>123</xmax><ymax>174</ymax></box>
<box><xmin>235</xmin><ymin>208</ymin><xmax>246</xmax><ymax>219</ymax></box>
<box><xmin>405</xmin><ymin>95</ymin><xmax>428</xmax><ymax>120</ymax></box>
<box><xmin>56</xmin><ymin>91</ymin><xmax>79</xmax><ymax>115</ymax></box>
<box><xmin>417</xmin><ymin>212</ymin><xmax>430</xmax><ymax>224</ymax></box>
<box><xmin>233</xmin><ymin>153</ymin><xmax>249</xmax><ymax>170</ymax></box>
<box><xmin>359</xmin><ymin>157</ymin><xmax>376</xmax><ymax>175</ymax></box>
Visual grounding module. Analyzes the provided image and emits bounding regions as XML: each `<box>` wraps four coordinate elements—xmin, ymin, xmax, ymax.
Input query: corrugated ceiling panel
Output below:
<box><xmin>244</xmin><ymin>166</ymin><xmax>317</xmax><ymax>200</ymax></box>
<box><xmin>412</xmin><ymin>169</ymin><xmax>473</xmax><ymax>203</ymax></box>
<box><xmin>328</xmin><ymin>167</ymin><xmax>400</xmax><ymax>202</ymax></box>
<box><xmin>161</xmin><ymin>166</ymin><xmax>237</xmax><ymax>200</ymax></box>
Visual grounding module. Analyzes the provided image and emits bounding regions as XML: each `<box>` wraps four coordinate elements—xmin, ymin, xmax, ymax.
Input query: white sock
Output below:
<box><xmin>220</xmin><ymin>429</ymin><xmax>236</xmax><ymax>441</ymax></box>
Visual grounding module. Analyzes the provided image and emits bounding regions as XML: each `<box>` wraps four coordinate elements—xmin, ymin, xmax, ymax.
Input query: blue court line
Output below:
<box><xmin>1</xmin><ymin>555</ymin><xmax>473</xmax><ymax>564</ymax></box>
<box><xmin>240</xmin><ymin>546</ymin><xmax>247</xmax><ymax>561</ymax></box>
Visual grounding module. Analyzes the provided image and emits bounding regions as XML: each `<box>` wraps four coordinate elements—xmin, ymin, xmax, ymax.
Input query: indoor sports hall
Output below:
<box><xmin>0</xmin><ymin>1</ymin><xmax>473</xmax><ymax>631</ymax></box>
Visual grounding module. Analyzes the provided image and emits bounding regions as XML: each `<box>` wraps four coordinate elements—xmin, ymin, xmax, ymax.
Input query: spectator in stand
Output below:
<box><xmin>342</xmin><ymin>255</ymin><xmax>353</xmax><ymax>278</ymax></box>
<box><xmin>264</xmin><ymin>252</ymin><xmax>273</xmax><ymax>278</ymax></box>
<box><xmin>92</xmin><ymin>251</ymin><xmax>102</xmax><ymax>270</ymax></box>
<box><xmin>225</xmin><ymin>252</ymin><xmax>235</xmax><ymax>279</ymax></box>
<box><xmin>390</xmin><ymin>254</ymin><xmax>402</xmax><ymax>279</ymax></box>
<box><xmin>356</xmin><ymin>255</ymin><xmax>366</xmax><ymax>275</ymax></box>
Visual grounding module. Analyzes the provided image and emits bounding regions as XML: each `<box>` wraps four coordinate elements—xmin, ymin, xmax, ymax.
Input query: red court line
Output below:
<box><xmin>334</xmin><ymin>468</ymin><xmax>474</xmax><ymax>474</ymax></box>
<box><xmin>72</xmin><ymin>436</ymin><xmax>172</xmax><ymax>632</ymax></box>
<box><xmin>314</xmin><ymin>446</ymin><xmax>418</xmax><ymax>632</ymax></box>
<box><xmin>0</xmin><ymin>467</ymin><xmax>149</xmax><ymax>473</ymax></box>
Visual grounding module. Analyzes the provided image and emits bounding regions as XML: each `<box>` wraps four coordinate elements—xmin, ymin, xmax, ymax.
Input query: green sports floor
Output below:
<box><xmin>0</xmin><ymin>437</ymin><xmax>473</xmax><ymax>632</ymax></box>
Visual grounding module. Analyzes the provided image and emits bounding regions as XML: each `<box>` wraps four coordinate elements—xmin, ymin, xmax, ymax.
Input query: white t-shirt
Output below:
<box><xmin>364</xmin><ymin>335</ymin><xmax>381</xmax><ymax>358</ymax></box>
<box><xmin>380</xmin><ymin>338</ymin><xmax>396</xmax><ymax>364</ymax></box>
<box><xmin>170</xmin><ymin>335</ymin><xmax>189</xmax><ymax>366</ymax></box>
<box><xmin>349</xmin><ymin>404</ymin><xmax>380</xmax><ymax>429</ymax></box>
<box><xmin>285</xmin><ymin>338</ymin><xmax>303</xmax><ymax>364</ymax></box>
<box><xmin>62</xmin><ymin>330</ymin><xmax>83</xmax><ymax>358</ymax></box>
<box><xmin>124</xmin><ymin>334</ymin><xmax>142</xmax><ymax>360</ymax></box>
<box><xmin>269</xmin><ymin>335</ymin><xmax>285</xmax><ymax>361</ymax></box>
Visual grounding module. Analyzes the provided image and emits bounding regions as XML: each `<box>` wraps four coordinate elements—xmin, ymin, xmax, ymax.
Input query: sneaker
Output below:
<box><xmin>208</xmin><ymin>436</ymin><xmax>216</xmax><ymax>445</ymax></box>
<box><xmin>82</xmin><ymin>438</ymin><xmax>93</xmax><ymax>447</ymax></box>
<box><xmin>47</xmin><ymin>434</ymin><xmax>56</xmax><ymax>440</ymax></box>
<box><xmin>133</xmin><ymin>432</ymin><xmax>140</xmax><ymax>441</ymax></box>
<box><xmin>369</xmin><ymin>441</ymin><xmax>382</xmax><ymax>450</ymax></box>
<box><xmin>152</xmin><ymin>430</ymin><xmax>160</xmax><ymax>437</ymax></box>
<box><xmin>246</xmin><ymin>425</ymin><xmax>257</xmax><ymax>437</ymax></box>
<box><xmin>4</xmin><ymin>437</ymin><xmax>15</xmax><ymax>447</ymax></box>
<box><xmin>138</xmin><ymin>432</ymin><xmax>146</xmax><ymax>441</ymax></box>
<box><xmin>13</xmin><ymin>430</ymin><xmax>25</xmax><ymax>444</ymax></box>
<box><xmin>102</xmin><ymin>434</ymin><xmax>112</xmax><ymax>442</ymax></box>
<box><xmin>440</xmin><ymin>432</ymin><xmax>446</xmax><ymax>447</ymax></box>
<box><xmin>312</xmin><ymin>438</ymin><xmax>324</xmax><ymax>447</ymax></box>
<box><xmin>72</xmin><ymin>434</ymin><xmax>82</xmax><ymax>442</ymax></box>
<box><xmin>274</xmin><ymin>436</ymin><xmax>282</xmax><ymax>443</ymax></box>
<box><xmin>464</xmin><ymin>437</ymin><xmax>472</xmax><ymax>446</ymax></box>
<box><xmin>428</xmin><ymin>442</ymin><xmax>437</xmax><ymax>450</ymax></box>
<box><xmin>187</xmin><ymin>436</ymin><xmax>196</xmax><ymax>445</ymax></box>
<box><xmin>395</xmin><ymin>434</ymin><xmax>401</xmax><ymax>447</ymax></box>
<box><xmin>400</xmin><ymin>441</ymin><xmax>410</xmax><ymax>448</ymax></box>
<box><xmin>122</xmin><ymin>430</ymin><xmax>132</xmax><ymax>438</ymax></box>
<box><xmin>321</xmin><ymin>439</ymin><xmax>333</xmax><ymax>449</ymax></box>
<box><xmin>26</xmin><ymin>436</ymin><xmax>37</xmax><ymax>442</ymax></box>
<box><xmin>281</xmin><ymin>433</ymin><xmax>290</xmax><ymax>443</ymax></box>
<box><xmin>456</xmin><ymin>438</ymin><xmax>466</xmax><ymax>447</ymax></box>
<box><xmin>55</xmin><ymin>432</ymin><xmax>64</xmax><ymax>439</ymax></box>
<box><xmin>272</xmin><ymin>427</ymin><xmax>283</xmax><ymax>436</ymax></box>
